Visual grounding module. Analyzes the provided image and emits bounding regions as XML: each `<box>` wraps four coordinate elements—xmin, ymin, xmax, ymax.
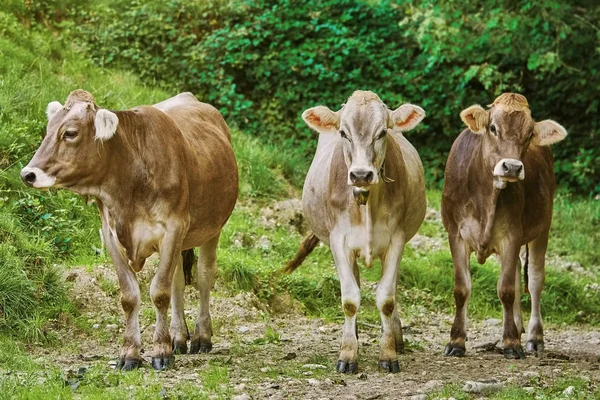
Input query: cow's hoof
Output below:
<box><xmin>336</xmin><ymin>360</ymin><xmax>358</xmax><ymax>374</ymax></box>
<box><xmin>172</xmin><ymin>341</ymin><xmax>188</xmax><ymax>355</ymax></box>
<box><xmin>503</xmin><ymin>346</ymin><xmax>526</xmax><ymax>359</ymax></box>
<box><xmin>116</xmin><ymin>358</ymin><xmax>140</xmax><ymax>371</ymax></box>
<box><xmin>443</xmin><ymin>344</ymin><xmax>466</xmax><ymax>357</ymax></box>
<box><xmin>190</xmin><ymin>340</ymin><xmax>212</xmax><ymax>354</ymax></box>
<box><xmin>525</xmin><ymin>340</ymin><xmax>544</xmax><ymax>353</ymax></box>
<box><xmin>151</xmin><ymin>356</ymin><xmax>174</xmax><ymax>370</ymax></box>
<box><xmin>379</xmin><ymin>360</ymin><xmax>400</xmax><ymax>373</ymax></box>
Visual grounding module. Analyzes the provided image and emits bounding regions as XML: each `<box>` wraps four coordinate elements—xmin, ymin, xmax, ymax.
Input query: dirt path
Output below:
<box><xmin>27</xmin><ymin>266</ymin><xmax>600</xmax><ymax>400</ymax></box>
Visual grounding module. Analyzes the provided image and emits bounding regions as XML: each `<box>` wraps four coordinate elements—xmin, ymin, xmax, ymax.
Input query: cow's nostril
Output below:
<box><xmin>365</xmin><ymin>171</ymin><xmax>374</xmax><ymax>183</ymax></box>
<box><xmin>502</xmin><ymin>162</ymin><xmax>509</xmax><ymax>174</ymax></box>
<box><xmin>24</xmin><ymin>172</ymin><xmax>36</xmax><ymax>184</ymax></box>
<box><xmin>516</xmin><ymin>165</ymin><xmax>523</xmax><ymax>174</ymax></box>
<box><xmin>349</xmin><ymin>172</ymin><xmax>357</xmax><ymax>183</ymax></box>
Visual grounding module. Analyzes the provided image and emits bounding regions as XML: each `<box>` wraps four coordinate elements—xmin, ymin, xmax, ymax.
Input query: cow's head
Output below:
<box><xmin>460</xmin><ymin>93</ymin><xmax>567</xmax><ymax>189</ymax></box>
<box><xmin>20</xmin><ymin>90</ymin><xmax>118</xmax><ymax>191</ymax></box>
<box><xmin>302</xmin><ymin>91</ymin><xmax>425</xmax><ymax>196</ymax></box>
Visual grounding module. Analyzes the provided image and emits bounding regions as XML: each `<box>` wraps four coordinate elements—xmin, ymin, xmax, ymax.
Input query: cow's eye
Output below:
<box><xmin>340</xmin><ymin>130</ymin><xmax>350</xmax><ymax>141</ymax></box>
<box><xmin>490</xmin><ymin>125</ymin><xmax>497</xmax><ymax>136</ymax></box>
<box><xmin>64</xmin><ymin>130</ymin><xmax>78</xmax><ymax>140</ymax></box>
<box><xmin>377</xmin><ymin>129</ymin><xmax>387</xmax><ymax>140</ymax></box>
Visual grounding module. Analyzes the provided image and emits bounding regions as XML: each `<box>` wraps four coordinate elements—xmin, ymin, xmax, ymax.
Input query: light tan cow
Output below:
<box><xmin>442</xmin><ymin>93</ymin><xmax>567</xmax><ymax>359</ymax></box>
<box><xmin>21</xmin><ymin>90</ymin><xmax>238</xmax><ymax>370</ymax></box>
<box><xmin>286</xmin><ymin>91</ymin><xmax>426</xmax><ymax>373</ymax></box>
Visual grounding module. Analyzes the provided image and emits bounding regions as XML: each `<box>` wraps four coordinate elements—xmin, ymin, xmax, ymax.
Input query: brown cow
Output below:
<box><xmin>442</xmin><ymin>93</ymin><xmax>567</xmax><ymax>359</ymax></box>
<box><xmin>21</xmin><ymin>90</ymin><xmax>238</xmax><ymax>370</ymax></box>
<box><xmin>287</xmin><ymin>91</ymin><xmax>426</xmax><ymax>373</ymax></box>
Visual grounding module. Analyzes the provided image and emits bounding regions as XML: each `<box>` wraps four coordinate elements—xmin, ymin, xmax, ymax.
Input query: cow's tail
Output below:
<box><xmin>523</xmin><ymin>244</ymin><xmax>530</xmax><ymax>294</ymax></box>
<box><xmin>182</xmin><ymin>249</ymin><xmax>195</xmax><ymax>285</ymax></box>
<box><xmin>283</xmin><ymin>233</ymin><xmax>320</xmax><ymax>274</ymax></box>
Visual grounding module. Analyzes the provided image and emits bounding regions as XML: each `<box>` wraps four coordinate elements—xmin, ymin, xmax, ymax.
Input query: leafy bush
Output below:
<box><xmin>47</xmin><ymin>0</ymin><xmax>600</xmax><ymax>194</ymax></box>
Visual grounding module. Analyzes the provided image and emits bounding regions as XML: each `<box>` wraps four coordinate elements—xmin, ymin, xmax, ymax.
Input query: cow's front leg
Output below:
<box><xmin>376</xmin><ymin>236</ymin><xmax>405</xmax><ymax>373</ymax></box>
<box><xmin>151</xmin><ymin>224</ymin><xmax>185</xmax><ymax>370</ymax></box>
<box><xmin>98</xmin><ymin>202</ymin><xmax>141</xmax><ymax>371</ymax></box>
<box><xmin>498</xmin><ymin>242</ymin><xmax>525</xmax><ymax>359</ymax></box>
<box><xmin>190</xmin><ymin>233</ymin><xmax>219</xmax><ymax>354</ymax></box>
<box><xmin>331</xmin><ymin>233</ymin><xmax>360</xmax><ymax>374</ymax></box>
<box><xmin>525</xmin><ymin>230</ymin><xmax>549</xmax><ymax>353</ymax></box>
<box><xmin>444</xmin><ymin>230</ymin><xmax>471</xmax><ymax>357</ymax></box>
<box><xmin>170</xmin><ymin>254</ymin><xmax>188</xmax><ymax>354</ymax></box>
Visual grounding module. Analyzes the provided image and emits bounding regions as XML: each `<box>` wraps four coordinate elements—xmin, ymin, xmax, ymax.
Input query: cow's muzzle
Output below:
<box><xmin>20</xmin><ymin>166</ymin><xmax>56</xmax><ymax>189</ymax></box>
<box><xmin>492</xmin><ymin>158</ymin><xmax>524</xmax><ymax>189</ymax></box>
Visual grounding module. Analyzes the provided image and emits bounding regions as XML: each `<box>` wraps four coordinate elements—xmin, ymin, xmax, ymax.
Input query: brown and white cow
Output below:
<box><xmin>21</xmin><ymin>90</ymin><xmax>238</xmax><ymax>370</ymax></box>
<box><xmin>442</xmin><ymin>93</ymin><xmax>567</xmax><ymax>359</ymax></box>
<box><xmin>286</xmin><ymin>91</ymin><xmax>426</xmax><ymax>373</ymax></box>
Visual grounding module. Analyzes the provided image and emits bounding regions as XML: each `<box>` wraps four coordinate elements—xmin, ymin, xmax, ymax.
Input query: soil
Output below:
<box><xmin>28</xmin><ymin>264</ymin><xmax>600</xmax><ymax>400</ymax></box>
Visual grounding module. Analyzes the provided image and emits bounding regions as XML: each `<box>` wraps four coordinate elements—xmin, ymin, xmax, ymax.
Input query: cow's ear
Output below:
<box><xmin>302</xmin><ymin>106</ymin><xmax>339</xmax><ymax>134</ymax></box>
<box><xmin>533</xmin><ymin>119</ymin><xmax>567</xmax><ymax>146</ymax></box>
<box><xmin>389</xmin><ymin>104</ymin><xmax>425</xmax><ymax>131</ymax></box>
<box><xmin>460</xmin><ymin>105</ymin><xmax>488</xmax><ymax>134</ymax></box>
<box><xmin>46</xmin><ymin>101</ymin><xmax>63</xmax><ymax>121</ymax></box>
<box><xmin>94</xmin><ymin>109</ymin><xmax>119</xmax><ymax>141</ymax></box>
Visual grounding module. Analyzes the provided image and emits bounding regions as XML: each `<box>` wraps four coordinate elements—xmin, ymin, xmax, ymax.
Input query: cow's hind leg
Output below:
<box><xmin>151</xmin><ymin>224</ymin><xmax>185</xmax><ymax>370</ymax></box>
<box><xmin>170</xmin><ymin>254</ymin><xmax>189</xmax><ymax>354</ymax></box>
<box><xmin>331</xmin><ymin>233</ymin><xmax>360</xmax><ymax>374</ymax></box>
<box><xmin>498</xmin><ymin>242</ymin><xmax>525</xmax><ymax>359</ymax></box>
<box><xmin>444</xmin><ymin>230</ymin><xmax>471</xmax><ymax>357</ymax></box>
<box><xmin>376</xmin><ymin>237</ymin><xmax>405</xmax><ymax>373</ymax></box>
<box><xmin>190</xmin><ymin>233</ymin><xmax>219</xmax><ymax>354</ymax></box>
<box><xmin>525</xmin><ymin>230</ymin><xmax>548</xmax><ymax>353</ymax></box>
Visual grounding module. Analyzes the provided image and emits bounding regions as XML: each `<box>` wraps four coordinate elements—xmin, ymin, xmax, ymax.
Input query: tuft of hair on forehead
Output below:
<box><xmin>65</xmin><ymin>89</ymin><xmax>97</xmax><ymax>109</ymax></box>
<box><xmin>488</xmin><ymin>93</ymin><xmax>530</xmax><ymax>114</ymax></box>
<box><xmin>347</xmin><ymin>90</ymin><xmax>384</xmax><ymax>106</ymax></box>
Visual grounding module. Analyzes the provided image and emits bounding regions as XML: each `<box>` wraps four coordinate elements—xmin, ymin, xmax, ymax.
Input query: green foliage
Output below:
<box><xmin>42</xmin><ymin>0</ymin><xmax>600</xmax><ymax>194</ymax></box>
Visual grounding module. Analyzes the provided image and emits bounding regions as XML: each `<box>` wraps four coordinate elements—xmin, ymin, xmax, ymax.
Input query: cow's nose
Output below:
<box><xmin>21</xmin><ymin>170</ymin><xmax>37</xmax><ymax>185</ymax></box>
<box><xmin>493</xmin><ymin>158</ymin><xmax>525</xmax><ymax>181</ymax></box>
<box><xmin>349</xmin><ymin>170</ymin><xmax>374</xmax><ymax>186</ymax></box>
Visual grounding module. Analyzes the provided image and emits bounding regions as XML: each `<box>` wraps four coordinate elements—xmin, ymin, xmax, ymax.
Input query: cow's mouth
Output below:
<box><xmin>493</xmin><ymin>175</ymin><xmax>520</xmax><ymax>189</ymax></box>
<box><xmin>353</xmin><ymin>187</ymin><xmax>369</xmax><ymax>205</ymax></box>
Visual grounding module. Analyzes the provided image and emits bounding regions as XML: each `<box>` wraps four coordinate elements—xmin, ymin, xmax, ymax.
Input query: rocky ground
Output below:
<box><xmin>26</xmin><ymin>263</ymin><xmax>600</xmax><ymax>400</ymax></box>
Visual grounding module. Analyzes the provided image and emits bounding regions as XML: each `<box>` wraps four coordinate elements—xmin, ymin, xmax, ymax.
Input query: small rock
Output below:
<box><xmin>358</xmin><ymin>373</ymin><xmax>367</xmax><ymax>380</ymax></box>
<box><xmin>92</xmin><ymin>324</ymin><xmax>100</xmax><ymax>329</ymax></box>
<box><xmin>255</xmin><ymin>235</ymin><xmax>271</xmax><ymax>251</ymax></box>
<box><xmin>307</xmin><ymin>378</ymin><xmax>320</xmax><ymax>386</ymax></box>
<box><xmin>483</xmin><ymin>318</ymin><xmax>502</xmax><ymax>327</ymax></box>
<box><xmin>232</xmin><ymin>395</ymin><xmax>251</xmax><ymax>400</ymax></box>
<box><xmin>282</xmin><ymin>352</ymin><xmax>296</xmax><ymax>361</ymax></box>
<box><xmin>522</xmin><ymin>371</ymin><xmax>540</xmax><ymax>378</ymax></box>
<box><xmin>423</xmin><ymin>380</ymin><xmax>443</xmax><ymax>392</ymax></box>
<box><xmin>302</xmin><ymin>364</ymin><xmax>327</xmax><ymax>370</ymax></box>
<box><xmin>410</xmin><ymin>395</ymin><xmax>427</xmax><ymax>400</ymax></box>
<box><xmin>239</xmin><ymin>326</ymin><xmax>250</xmax><ymax>333</ymax></box>
<box><xmin>105</xmin><ymin>324</ymin><xmax>118</xmax><ymax>331</ymax></box>
<box><xmin>463</xmin><ymin>381</ymin><xmax>503</xmax><ymax>393</ymax></box>
<box><xmin>523</xmin><ymin>387</ymin><xmax>535</xmax><ymax>393</ymax></box>
<box><xmin>563</xmin><ymin>386</ymin><xmax>576</xmax><ymax>397</ymax></box>
<box><xmin>260</xmin><ymin>367</ymin><xmax>270</xmax><ymax>373</ymax></box>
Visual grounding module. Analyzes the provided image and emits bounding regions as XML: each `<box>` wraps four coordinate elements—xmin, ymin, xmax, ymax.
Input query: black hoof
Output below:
<box><xmin>504</xmin><ymin>346</ymin><xmax>526</xmax><ymax>359</ymax></box>
<box><xmin>151</xmin><ymin>356</ymin><xmax>174</xmax><ymax>370</ymax></box>
<box><xmin>116</xmin><ymin>358</ymin><xmax>140</xmax><ymax>371</ymax></box>
<box><xmin>525</xmin><ymin>340</ymin><xmax>544</xmax><ymax>353</ymax></box>
<box><xmin>443</xmin><ymin>344</ymin><xmax>466</xmax><ymax>357</ymax></box>
<box><xmin>172</xmin><ymin>339</ymin><xmax>188</xmax><ymax>355</ymax></box>
<box><xmin>379</xmin><ymin>360</ymin><xmax>400</xmax><ymax>373</ymax></box>
<box><xmin>189</xmin><ymin>341</ymin><xmax>212</xmax><ymax>354</ymax></box>
<box><xmin>336</xmin><ymin>360</ymin><xmax>358</xmax><ymax>374</ymax></box>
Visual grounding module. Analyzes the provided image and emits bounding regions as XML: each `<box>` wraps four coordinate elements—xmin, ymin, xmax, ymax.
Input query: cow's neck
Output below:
<box><xmin>470</xmin><ymin>143</ymin><xmax>501</xmax><ymax>254</ymax></box>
